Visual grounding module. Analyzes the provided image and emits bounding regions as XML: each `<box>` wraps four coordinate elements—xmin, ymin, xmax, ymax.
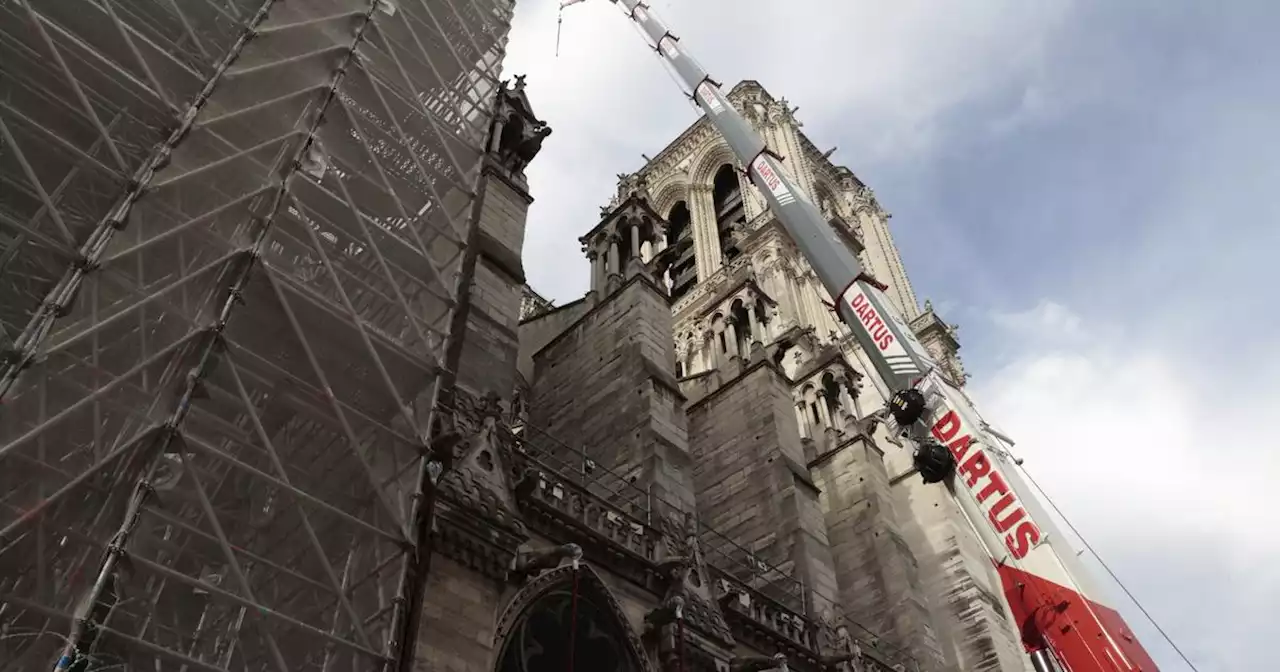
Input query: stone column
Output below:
<box><xmin>586</xmin><ymin>249</ymin><xmax>600</xmax><ymax>297</ymax></box>
<box><xmin>816</xmin><ymin>393</ymin><xmax>833</xmax><ymax>428</ymax></box>
<box><xmin>725</xmin><ymin>318</ymin><xmax>740</xmax><ymax>359</ymax></box>
<box><xmin>796</xmin><ymin>402</ymin><xmax>811</xmax><ymax>439</ymax></box>
<box><xmin>689</xmin><ymin>184</ymin><xmax>720</xmax><ymax>280</ymax></box>
<box><xmin>604</xmin><ymin>233</ymin><xmax>622</xmax><ymax>294</ymax></box>
<box><xmin>747</xmin><ymin>302</ymin><xmax>762</xmax><ymax>343</ymax></box>
<box><xmin>488</xmin><ymin>114</ymin><xmax>506</xmax><ymax>155</ymax></box>
<box><xmin>847</xmin><ymin>381</ymin><xmax>863</xmax><ymax>420</ymax></box>
<box><xmin>630</xmin><ymin>222</ymin><xmax>641</xmax><ymax>259</ymax></box>
<box><xmin>840</xmin><ymin>385</ymin><xmax>857</xmax><ymax>420</ymax></box>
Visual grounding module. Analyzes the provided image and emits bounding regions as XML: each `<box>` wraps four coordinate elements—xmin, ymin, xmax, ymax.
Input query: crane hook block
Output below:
<box><xmin>913</xmin><ymin>441</ymin><xmax>956</xmax><ymax>484</ymax></box>
<box><xmin>889</xmin><ymin>388</ymin><xmax>927</xmax><ymax>426</ymax></box>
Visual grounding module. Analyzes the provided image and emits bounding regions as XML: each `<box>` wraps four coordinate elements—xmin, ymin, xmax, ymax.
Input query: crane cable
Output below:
<box><xmin>555</xmin><ymin>8</ymin><xmax>563</xmax><ymax>58</ymax></box>
<box><xmin>1016</xmin><ymin>463</ymin><xmax>1201</xmax><ymax>672</ymax></box>
<box><xmin>676</xmin><ymin>602</ymin><xmax>686</xmax><ymax>672</ymax></box>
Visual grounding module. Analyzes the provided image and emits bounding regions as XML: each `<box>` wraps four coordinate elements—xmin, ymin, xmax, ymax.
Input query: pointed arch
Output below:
<box><xmin>494</xmin><ymin>565</ymin><xmax>653</xmax><ymax>672</ymax></box>
<box><xmin>688</xmin><ymin>140</ymin><xmax>737</xmax><ymax>186</ymax></box>
<box><xmin>651</xmin><ymin>179</ymin><xmax>689</xmax><ymax>219</ymax></box>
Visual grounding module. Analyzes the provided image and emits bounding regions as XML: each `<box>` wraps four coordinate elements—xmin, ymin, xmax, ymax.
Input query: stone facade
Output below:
<box><xmin>415</xmin><ymin>77</ymin><xmax>1027</xmax><ymax>672</ymax></box>
<box><xmin>631</xmin><ymin>81</ymin><xmax>1028</xmax><ymax>672</ymax></box>
<box><xmin>413</xmin><ymin>77</ymin><xmax>900</xmax><ymax>672</ymax></box>
<box><xmin>621</xmin><ymin>80</ymin><xmax>1036</xmax><ymax>672</ymax></box>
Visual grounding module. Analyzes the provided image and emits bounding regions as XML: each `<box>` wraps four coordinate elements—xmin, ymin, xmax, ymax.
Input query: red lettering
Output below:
<box><xmin>851</xmin><ymin>292</ymin><xmax>865</xmax><ymax>309</ymax></box>
<box><xmin>987</xmin><ymin>495</ymin><xmax>1026</xmax><ymax>532</ymax></box>
<box><xmin>931</xmin><ymin>411</ymin><xmax>960</xmax><ymax>442</ymax></box>
<box><xmin>1004</xmin><ymin>521</ymin><xmax>1042</xmax><ymax>559</ymax></box>
<box><xmin>876</xmin><ymin>331</ymin><xmax>893</xmax><ymax>350</ymax></box>
<box><xmin>958</xmin><ymin>450</ymin><xmax>991</xmax><ymax>487</ymax></box>
<box><xmin>974</xmin><ymin>470</ymin><xmax>1008</xmax><ymax>503</ymax></box>
<box><xmin>947</xmin><ymin>434</ymin><xmax>973</xmax><ymax>461</ymax></box>
<box><xmin>926</xmin><ymin>405</ymin><xmax>1044</xmax><ymax>558</ymax></box>
<box><xmin>760</xmin><ymin>166</ymin><xmax>780</xmax><ymax>189</ymax></box>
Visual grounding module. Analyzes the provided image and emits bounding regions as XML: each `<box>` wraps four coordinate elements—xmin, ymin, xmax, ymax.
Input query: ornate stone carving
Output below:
<box><xmin>607</xmin><ymin>171</ymin><xmax>652</xmax><ymax>211</ymax></box>
<box><xmin>509</xmin><ymin>542</ymin><xmax>582</xmax><ymax>583</ymax></box>
<box><xmin>729</xmin><ymin>654</ymin><xmax>788</xmax><ymax>671</ymax></box>
<box><xmin>494</xmin><ymin>564</ymin><xmax>656</xmax><ymax>672</ymax></box>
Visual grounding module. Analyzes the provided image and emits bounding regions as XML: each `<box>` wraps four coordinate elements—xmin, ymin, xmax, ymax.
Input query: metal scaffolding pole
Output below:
<box><xmin>1</xmin><ymin>0</ymin><xmax>515</xmax><ymax>669</ymax></box>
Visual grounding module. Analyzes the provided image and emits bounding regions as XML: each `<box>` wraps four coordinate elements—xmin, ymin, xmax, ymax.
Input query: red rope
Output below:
<box><xmin>676</xmin><ymin>612</ymin><xmax>685</xmax><ymax>672</ymax></box>
<box><xmin>567</xmin><ymin>566</ymin><xmax>580</xmax><ymax>672</ymax></box>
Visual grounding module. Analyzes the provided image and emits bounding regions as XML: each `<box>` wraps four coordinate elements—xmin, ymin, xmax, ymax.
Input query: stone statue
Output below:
<box><xmin>507</xmin><ymin>123</ymin><xmax>551</xmax><ymax>172</ymax></box>
<box><xmin>508</xmin><ymin>543</ymin><xmax>581</xmax><ymax>583</ymax></box>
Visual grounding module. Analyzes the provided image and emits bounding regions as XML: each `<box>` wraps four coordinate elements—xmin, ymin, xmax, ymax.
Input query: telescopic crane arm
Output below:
<box><xmin>581</xmin><ymin>1</ymin><xmax>1163</xmax><ymax>670</ymax></box>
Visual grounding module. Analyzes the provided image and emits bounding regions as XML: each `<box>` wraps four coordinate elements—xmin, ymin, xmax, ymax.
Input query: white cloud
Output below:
<box><xmin>971</xmin><ymin>301</ymin><xmax>1280</xmax><ymax>671</ymax></box>
<box><xmin>503</xmin><ymin>0</ymin><xmax>1075</xmax><ymax>302</ymax></box>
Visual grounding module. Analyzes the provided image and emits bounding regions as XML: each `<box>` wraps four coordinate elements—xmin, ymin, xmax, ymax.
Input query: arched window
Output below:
<box><xmin>498</xmin><ymin>113</ymin><xmax>525</xmax><ymax>155</ymax></box>
<box><xmin>802</xmin><ymin>384</ymin><xmax>821</xmax><ymax>427</ymax></box>
<box><xmin>496</xmin><ymin>569</ymin><xmax>644</xmax><ymax>672</ymax></box>
<box><xmin>710</xmin><ymin>314</ymin><xmax>727</xmax><ymax>354</ymax></box>
<box><xmin>729</xmin><ymin>299</ymin><xmax>750</xmax><ymax>354</ymax></box>
<box><xmin>665</xmin><ymin>201</ymin><xmax>695</xmax><ymax>300</ymax></box>
<box><xmin>616</xmin><ymin>216</ymin><xmax>637</xmax><ymax>262</ymax></box>
<box><xmin>821</xmin><ymin>371</ymin><xmax>843</xmax><ymax>417</ymax></box>
<box><xmin>712</xmin><ymin>165</ymin><xmax>746</xmax><ymax>263</ymax></box>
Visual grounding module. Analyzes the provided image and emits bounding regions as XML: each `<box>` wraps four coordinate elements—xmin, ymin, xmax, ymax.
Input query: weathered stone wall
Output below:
<box><xmin>517</xmin><ymin>298</ymin><xmax>590</xmax><ymax>384</ymax></box>
<box><xmin>414</xmin><ymin>556</ymin><xmax>507</xmax><ymax>671</ymax></box>
<box><xmin>685</xmin><ymin>361</ymin><xmax>839</xmax><ymax>614</ymax></box>
<box><xmin>528</xmin><ymin>275</ymin><xmax>695</xmax><ymax>516</ymax></box>
<box><xmin>885</xmin><ymin>431</ymin><xmax>1033</xmax><ymax>672</ymax></box>
<box><xmin>455</xmin><ymin>169</ymin><xmax>534</xmax><ymax>398</ymax></box>
<box><xmin>811</xmin><ymin>426</ymin><xmax>949</xmax><ymax>672</ymax></box>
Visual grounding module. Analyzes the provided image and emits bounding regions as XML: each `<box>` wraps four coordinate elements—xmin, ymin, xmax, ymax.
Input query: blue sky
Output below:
<box><xmin>502</xmin><ymin>1</ymin><xmax>1280</xmax><ymax>670</ymax></box>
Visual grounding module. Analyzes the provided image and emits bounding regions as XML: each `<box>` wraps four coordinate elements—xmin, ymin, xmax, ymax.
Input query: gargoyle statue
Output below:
<box><xmin>508</xmin><ymin>543</ymin><xmax>582</xmax><ymax>583</ymax></box>
<box><xmin>425</xmin><ymin>431</ymin><xmax>465</xmax><ymax>485</ymax></box>
<box><xmin>505</xmin><ymin>123</ymin><xmax>552</xmax><ymax>173</ymax></box>
<box><xmin>730</xmin><ymin>653</ymin><xmax>789</xmax><ymax>672</ymax></box>
<box><xmin>512</xmin><ymin>467</ymin><xmax>540</xmax><ymax>500</ymax></box>
<box><xmin>645</xmin><ymin>555</ymin><xmax>693</xmax><ymax>627</ymax></box>
<box><xmin>646</xmin><ymin>555</ymin><xmax>694</xmax><ymax>670</ymax></box>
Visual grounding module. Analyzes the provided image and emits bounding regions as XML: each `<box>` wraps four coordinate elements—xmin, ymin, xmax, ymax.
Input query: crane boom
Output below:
<box><xmin>592</xmin><ymin>1</ymin><xmax>1162</xmax><ymax>670</ymax></box>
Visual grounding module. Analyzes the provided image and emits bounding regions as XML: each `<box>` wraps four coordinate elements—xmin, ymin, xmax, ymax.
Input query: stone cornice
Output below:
<box><xmin>531</xmin><ymin>273</ymin><xmax>671</xmax><ymax>362</ymax></box>
<box><xmin>432</xmin><ymin>503</ymin><xmax>526</xmax><ymax>582</ymax></box>
<box><xmin>579</xmin><ymin>191</ymin><xmax>669</xmax><ymax>244</ymax></box>
<box><xmin>518</xmin><ymin>295</ymin><xmax>585</xmax><ymax>326</ymax></box>
<box><xmin>503</xmin><ymin>448</ymin><xmax>736</xmax><ymax>648</ymax></box>
<box><xmin>637</xmin><ymin>81</ymin><xmax>763</xmax><ymax>181</ymax></box>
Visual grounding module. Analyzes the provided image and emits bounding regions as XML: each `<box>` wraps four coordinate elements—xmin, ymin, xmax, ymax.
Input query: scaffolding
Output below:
<box><xmin>0</xmin><ymin>0</ymin><xmax>512</xmax><ymax>669</ymax></box>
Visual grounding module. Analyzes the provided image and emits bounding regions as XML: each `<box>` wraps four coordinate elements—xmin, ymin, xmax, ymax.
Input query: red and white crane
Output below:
<box><xmin>563</xmin><ymin>1</ymin><xmax>1161</xmax><ymax>670</ymax></box>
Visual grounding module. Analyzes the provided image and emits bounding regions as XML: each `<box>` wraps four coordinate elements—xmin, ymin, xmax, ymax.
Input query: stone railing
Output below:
<box><xmin>492</xmin><ymin>417</ymin><xmax>922</xmax><ymax>671</ymax></box>
<box><xmin>507</xmin><ymin>445</ymin><xmax>662</xmax><ymax>565</ymax></box>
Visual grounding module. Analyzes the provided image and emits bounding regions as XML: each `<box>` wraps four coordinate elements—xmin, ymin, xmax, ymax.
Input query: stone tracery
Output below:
<box><xmin>495</xmin><ymin>565</ymin><xmax>651</xmax><ymax>672</ymax></box>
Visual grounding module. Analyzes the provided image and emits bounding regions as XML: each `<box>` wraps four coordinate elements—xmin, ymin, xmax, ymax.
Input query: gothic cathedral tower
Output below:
<box><xmin>605</xmin><ymin>81</ymin><xmax>1032</xmax><ymax>672</ymax></box>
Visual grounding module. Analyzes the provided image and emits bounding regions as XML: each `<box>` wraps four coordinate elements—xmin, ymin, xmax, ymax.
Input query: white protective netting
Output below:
<box><xmin>0</xmin><ymin>0</ymin><xmax>513</xmax><ymax>669</ymax></box>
